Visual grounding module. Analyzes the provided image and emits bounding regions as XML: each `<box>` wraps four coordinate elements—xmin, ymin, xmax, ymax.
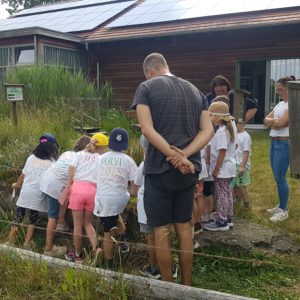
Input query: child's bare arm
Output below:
<box><xmin>239</xmin><ymin>151</ymin><xmax>250</xmax><ymax>175</ymax></box>
<box><xmin>67</xmin><ymin>165</ymin><xmax>76</xmax><ymax>187</ymax></box>
<box><xmin>12</xmin><ymin>173</ymin><xmax>25</xmax><ymax>189</ymax></box>
<box><xmin>130</xmin><ymin>180</ymin><xmax>138</xmax><ymax>197</ymax></box>
<box><xmin>213</xmin><ymin>149</ymin><xmax>226</xmax><ymax>177</ymax></box>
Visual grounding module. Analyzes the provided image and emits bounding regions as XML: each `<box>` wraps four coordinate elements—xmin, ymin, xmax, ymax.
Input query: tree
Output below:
<box><xmin>1</xmin><ymin>0</ymin><xmax>61</xmax><ymax>15</ymax></box>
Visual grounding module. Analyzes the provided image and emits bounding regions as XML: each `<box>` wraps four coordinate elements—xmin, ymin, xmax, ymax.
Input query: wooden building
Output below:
<box><xmin>1</xmin><ymin>0</ymin><xmax>300</xmax><ymax>125</ymax></box>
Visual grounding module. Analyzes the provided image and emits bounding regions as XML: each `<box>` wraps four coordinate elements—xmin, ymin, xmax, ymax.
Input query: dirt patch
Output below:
<box><xmin>197</xmin><ymin>218</ymin><xmax>300</xmax><ymax>254</ymax></box>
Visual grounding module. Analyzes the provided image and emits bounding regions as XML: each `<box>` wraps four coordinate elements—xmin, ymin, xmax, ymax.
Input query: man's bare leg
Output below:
<box><xmin>175</xmin><ymin>222</ymin><xmax>194</xmax><ymax>286</ymax></box>
<box><xmin>154</xmin><ymin>225</ymin><xmax>173</xmax><ymax>282</ymax></box>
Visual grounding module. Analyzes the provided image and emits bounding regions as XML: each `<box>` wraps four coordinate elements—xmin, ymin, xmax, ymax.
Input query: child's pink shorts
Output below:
<box><xmin>68</xmin><ymin>181</ymin><xmax>96</xmax><ymax>212</ymax></box>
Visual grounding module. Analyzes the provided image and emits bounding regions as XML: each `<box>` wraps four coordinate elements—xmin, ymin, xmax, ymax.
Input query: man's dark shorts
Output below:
<box><xmin>144</xmin><ymin>168</ymin><xmax>199</xmax><ymax>227</ymax></box>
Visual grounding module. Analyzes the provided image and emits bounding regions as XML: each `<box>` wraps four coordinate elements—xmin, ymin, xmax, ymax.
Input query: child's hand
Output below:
<box><xmin>238</xmin><ymin>167</ymin><xmax>246</xmax><ymax>177</ymax></box>
<box><xmin>12</xmin><ymin>182</ymin><xmax>20</xmax><ymax>189</ymax></box>
<box><xmin>212</xmin><ymin>168</ymin><xmax>220</xmax><ymax>178</ymax></box>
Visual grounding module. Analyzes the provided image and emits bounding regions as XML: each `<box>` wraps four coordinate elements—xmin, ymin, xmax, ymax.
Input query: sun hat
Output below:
<box><xmin>211</xmin><ymin>95</ymin><xmax>230</xmax><ymax>105</ymax></box>
<box><xmin>109</xmin><ymin>127</ymin><xmax>128</xmax><ymax>151</ymax></box>
<box><xmin>39</xmin><ymin>133</ymin><xmax>57</xmax><ymax>144</ymax></box>
<box><xmin>91</xmin><ymin>132</ymin><xmax>109</xmax><ymax>146</ymax></box>
<box><xmin>208</xmin><ymin>101</ymin><xmax>234</xmax><ymax>122</ymax></box>
<box><xmin>140</xmin><ymin>134</ymin><xmax>149</xmax><ymax>151</ymax></box>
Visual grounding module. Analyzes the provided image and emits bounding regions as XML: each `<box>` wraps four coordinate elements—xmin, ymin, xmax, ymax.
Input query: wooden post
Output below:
<box><xmin>287</xmin><ymin>81</ymin><xmax>300</xmax><ymax>179</ymax></box>
<box><xmin>233</xmin><ymin>89</ymin><xmax>251</xmax><ymax>121</ymax></box>
<box><xmin>12</xmin><ymin>101</ymin><xmax>18</xmax><ymax>127</ymax></box>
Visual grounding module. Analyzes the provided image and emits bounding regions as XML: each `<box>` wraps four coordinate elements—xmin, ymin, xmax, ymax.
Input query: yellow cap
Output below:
<box><xmin>91</xmin><ymin>132</ymin><xmax>109</xmax><ymax>146</ymax></box>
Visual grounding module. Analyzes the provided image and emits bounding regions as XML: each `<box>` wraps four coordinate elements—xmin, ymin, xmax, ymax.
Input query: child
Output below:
<box><xmin>137</xmin><ymin>135</ymin><xmax>178</xmax><ymax>279</ymax></box>
<box><xmin>8</xmin><ymin>133</ymin><xmax>59</xmax><ymax>247</ymax></box>
<box><xmin>233</xmin><ymin>120</ymin><xmax>251</xmax><ymax>208</ymax></box>
<box><xmin>202</xmin><ymin>143</ymin><xmax>215</xmax><ymax>223</ymax></box>
<box><xmin>192</xmin><ymin>148</ymin><xmax>208</xmax><ymax>248</ymax></box>
<box><xmin>93</xmin><ymin>127</ymin><xmax>137</xmax><ymax>270</ymax></box>
<box><xmin>65</xmin><ymin>133</ymin><xmax>109</xmax><ymax>263</ymax></box>
<box><xmin>204</xmin><ymin>100</ymin><xmax>237</xmax><ymax>231</ymax></box>
<box><xmin>40</xmin><ymin>135</ymin><xmax>91</xmax><ymax>256</ymax></box>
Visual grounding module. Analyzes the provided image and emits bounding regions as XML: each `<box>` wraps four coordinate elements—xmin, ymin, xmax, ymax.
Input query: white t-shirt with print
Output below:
<box><xmin>210</xmin><ymin>122</ymin><xmax>237</xmax><ymax>178</ymax></box>
<box><xmin>236</xmin><ymin>131</ymin><xmax>252</xmax><ymax>170</ymax></box>
<box><xmin>270</xmin><ymin>101</ymin><xmax>289</xmax><ymax>137</ymax></box>
<box><xmin>40</xmin><ymin>151</ymin><xmax>77</xmax><ymax>200</ymax></box>
<box><xmin>70</xmin><ymin>151</ymin><xmax>100</xmax><ymax>184</ymax></box>
<box><xmin>16</xmin><ymin>155</ymin><xmax>53</xmax><ymax>212</ymax></box>
<box><xmin>94</xmin><ymin>151</ymin><xmax>138</xmax><ymax>217</ymax></box>
<box><xmin>134</xmin><ymin>162</ymin><xmax>146</xmax><ymax>224</ymax></box>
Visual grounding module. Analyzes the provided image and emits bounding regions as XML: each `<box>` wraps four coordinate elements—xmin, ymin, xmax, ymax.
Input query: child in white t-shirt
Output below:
<box><xmin>65</xmin><ymin>133</ymin><xmax>108</xmax><ymax>263</ymax></box>
<box><xmin>94</xmin><ymin>128</ymin><xmax>137</xmax><ymax>270</ymax></box>
<box><xmin>8</xmin><ymin>134</ymin><xmax>59</xmax><ymax>248</ymax></box>
<box><xmin>40</xmin><ymin>135</ymin><xmax>91</xmax><ymax>257</ymax></box>
<box><xmin>204</xmin><ymin>100</ymin><xmax>237</xmax><ymax>232</ymax></box>
<box><xmin>233</xmin><ymin>120</ymin><xmax>251</xmax><ymax>209</ymax></box>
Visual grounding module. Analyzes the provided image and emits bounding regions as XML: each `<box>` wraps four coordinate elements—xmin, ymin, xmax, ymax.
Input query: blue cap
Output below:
<box><xmin>109</xmin><ymin>128</ymin><xmax>128</xmax><ymax>151</ymax></box>
<box><xmin>39</xmin><ymin>133</ymin><xmax>57</xmax><ymax>144</ymax></box>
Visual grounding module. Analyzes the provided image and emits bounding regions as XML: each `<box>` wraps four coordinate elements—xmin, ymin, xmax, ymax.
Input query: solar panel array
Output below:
<box><xmin>0</xmin><ymin>0</ymin><xmax>135</xmax><ymax>33</ymax></box>
<box><xmin>107</xmin><ymin>0</ymin><xmax>300</xmax><ymax>28</ymax></box>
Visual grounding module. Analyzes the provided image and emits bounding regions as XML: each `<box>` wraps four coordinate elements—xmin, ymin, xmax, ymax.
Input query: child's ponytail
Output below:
<box><xmin>222</xmin><ymin>119</ymin><xmax>235</xmax><ymax>143</ymax></box>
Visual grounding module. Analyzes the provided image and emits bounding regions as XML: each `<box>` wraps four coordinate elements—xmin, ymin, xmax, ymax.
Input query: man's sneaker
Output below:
<box><xmin>139</xmin><ymin>265</ymin><xmax>161</xmax><ymax>279</ymax></box>
<box><xmin>204</xmin><ymin>221</ymin><xmax>229</xmax><ymax>232</ymax></box>
<box><xmin>270</xmin><ymin>209</ymin><xmax>289</xmax><ymax>222</ymax></box>
<box><xmin>193</xmin><ymin>239</ymin><xmax>200</xmax><ymax>249</ymax></box>
<box><xmin>266</xmin><ymin>205</ymin><xmax>281</xmax><ymax>215</ymax></box>
<box><xmin>172</xmin><ymin>263</ymin><xmax>178</xmax><ymax>279</ymax></box>
<box><xmin>65</xmin><ymin>251</ymin><xmax>84</xmax><ymax>263</ymax></box>
<box><xmin>194</xmin><ymin>223</ymin><xmax>203</xmax><ymax>235</ymax></box>
<box><xmin>44</xmin><ymin>245</ymin><xmax>67</xmax><ymax>257</ymax></box>
<box><xmin>227</xmin><ymin>218</ymin><xmax>234</xmax><ymax>228</ymax></box>
<box><xmin>119</xmin><ymin>242</ymin><xmax>129</xmax><ymax>254</ymax></box>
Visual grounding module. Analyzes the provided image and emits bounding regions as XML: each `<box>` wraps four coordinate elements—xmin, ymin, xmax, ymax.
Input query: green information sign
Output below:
<box><xmin>6</xmin><ymin>86</ymin><xmax>24</xmax><ymax>101</ymax></box>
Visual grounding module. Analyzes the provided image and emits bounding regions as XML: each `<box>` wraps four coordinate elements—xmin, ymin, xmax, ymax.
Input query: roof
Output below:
<box><xmin>85</xmin><ymin>6</ymin><xmax>300</xmax><ymax>43</ymax></box>
<box><xmin>0</xmin><ymin>27</ymin><xmax>82</xmax><ymax>42</ymax></box>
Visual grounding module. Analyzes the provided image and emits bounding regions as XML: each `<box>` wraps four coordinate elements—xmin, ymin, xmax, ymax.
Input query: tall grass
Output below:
<box><xmin>2</xmin><ymin>65</ymin><xmax>112</xmax><ymax>107</ymax></box>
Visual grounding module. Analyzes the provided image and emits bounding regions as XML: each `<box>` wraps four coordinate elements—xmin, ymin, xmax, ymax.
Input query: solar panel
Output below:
<box><xmin>13</xmin><ymin>0</ymin><xmax>120</xmax><ymax>17</ymax></box>
<box><xmin>0</xmin><ymin>1</ymin><xmax>136</xmax><ymax>33</ymax></box>
<box><xmin>107</xmin><ymin>0</ymin><xmax>300</xmax><ymax>28</ymax></box>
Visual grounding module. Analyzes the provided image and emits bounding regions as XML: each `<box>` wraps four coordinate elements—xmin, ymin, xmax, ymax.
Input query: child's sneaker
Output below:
<box><xmin>139</xmin><ymin>265</ymin><xmax>161</xmax><ymax>279</ymax></box>
<box><xmin>65</xmin><ymin>251</ymin><xmax>84</xmax><ymax>263</ymax></box>
<box><xmin>270</xmin><ymin>209</ymin><xmax>289</xmax><ymax>222</ymax></box>
<box><xmin>172</xmin><ymin>263</ymin><xmax>178</xmax><ymax>279</ymax></box>
<box><xmin>208</xmin><ymin>214</ymin><xmax>216</xmax><ymax>222</ymax></box>
<box><xmin>204</xmin><ymin>221</ymin><xmax>229</xmax><ymax>232</ymax></box>
<box><xmin>227</xmin><ymin>218</ymin><xmax>234</xmax><ymax>228</ymax></box>
<box><xmin>194</xmin><ymin>223</ymin><xmax>203</xmax><ymax>235</ymax></box>
<box><xmin>266</xmin><ymin>205</ymin><xmax>281</xmax><ymax>215</ymax></box>
<box><xmin>44</xmin><ymin>245</ymin><xmax>67</xmax><ymax>257</ymax></box>
<box><xmin>119</xmin><ymin>242</ymin><xmax>129</xmax><ymax>254</ymax></box>
<box><xmin>193</xmin><ymin>239</ymin><xmax>200</xmax><ymax>249</ymax></box>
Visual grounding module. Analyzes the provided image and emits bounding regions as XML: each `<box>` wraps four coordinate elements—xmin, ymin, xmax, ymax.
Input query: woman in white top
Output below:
<box><xmin>264</xmin><ymin>75</ymin><xmax>294</xmax><ymax>222</ymax></box>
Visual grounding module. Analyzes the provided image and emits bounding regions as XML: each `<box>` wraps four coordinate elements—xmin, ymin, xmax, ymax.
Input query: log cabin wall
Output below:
<box><xmin>89</xmin><ymin>23</ymin><xmax>300</xmax><ymax>109</ymax></box>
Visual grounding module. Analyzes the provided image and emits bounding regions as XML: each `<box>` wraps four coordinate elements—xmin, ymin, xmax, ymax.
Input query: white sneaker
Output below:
<box><xmin>270</xmin><ymin>209</ymin><xmax>289</xmax><ymax>222</ymax></box>
<box><xmin>266</xmin><ymin>205</ymin><xmax>281</xmax><ymax>215</ymax></box>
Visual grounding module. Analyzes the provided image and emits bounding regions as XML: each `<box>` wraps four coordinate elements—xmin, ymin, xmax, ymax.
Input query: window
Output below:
<box><xmin>15</xmin><ymin>46</ymin><xmax>35</xmax><ymax>65</ymax></box>
<box><xmin>44</xmin><ymin>45</ymin><xmax>86</xmax><ymax>72</ymax></box>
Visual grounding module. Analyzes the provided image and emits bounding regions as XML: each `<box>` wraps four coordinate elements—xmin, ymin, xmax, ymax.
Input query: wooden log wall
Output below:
<box><xmin>90</xmin><ymin>24</ymin><xmax>300</xmax><ymax>109</ymax></box>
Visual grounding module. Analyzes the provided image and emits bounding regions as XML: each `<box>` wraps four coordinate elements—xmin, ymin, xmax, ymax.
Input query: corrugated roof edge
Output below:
<box><xmin>0</xmin><ymin>27</ymin><xmax>82</xmax><ymax>43</ymax></box>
